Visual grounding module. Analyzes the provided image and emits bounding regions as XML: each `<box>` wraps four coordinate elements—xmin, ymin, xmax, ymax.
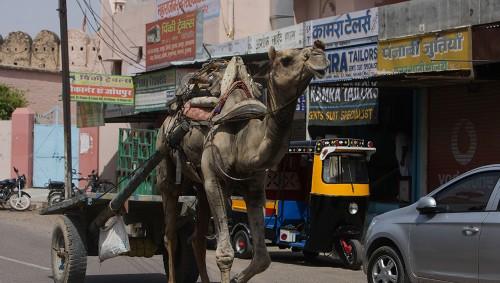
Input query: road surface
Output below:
<box><xmin>0</xmin><ymin>209</ymin><xmax>365</xmax><ymax>283</ymax></box>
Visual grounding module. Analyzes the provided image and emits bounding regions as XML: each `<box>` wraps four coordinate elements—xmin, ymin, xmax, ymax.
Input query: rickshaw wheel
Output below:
<box><xmin>162</xmin><ymin>221</ymin><xmax>199</xmax><ymax>283</ymax></box>
<box><xmin>51</xmin><ymin>216</ymin><xmax>87</xmax><ymax>283</ymax></box>
<box><xmin>232</xmin><ymin>230</ymin><xmax>253</xmax><ymax>259</ymax></box>
<box><xmin>335</xmin><ymin>239</ymin><xmax>362</xmax><ymax>270</ymax></box>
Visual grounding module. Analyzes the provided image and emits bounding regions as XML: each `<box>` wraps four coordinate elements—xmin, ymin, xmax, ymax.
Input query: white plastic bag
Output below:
<box><xmin>98</xmin><ymin>215</ymin><xmax>130</xmax><ymax>262</ymax></box>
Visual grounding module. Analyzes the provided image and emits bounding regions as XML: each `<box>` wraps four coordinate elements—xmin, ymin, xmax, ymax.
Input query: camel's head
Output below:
<box><xmin>268</xmin><ymin>40</ymin><xmax>329</xmax><ymax>96</ymax></box>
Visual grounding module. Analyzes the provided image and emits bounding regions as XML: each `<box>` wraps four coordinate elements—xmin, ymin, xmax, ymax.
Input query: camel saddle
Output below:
<box><xmin>181</xmin><ymin>56</ymin><xmax>266</xmax><ymax>124</ymax></box>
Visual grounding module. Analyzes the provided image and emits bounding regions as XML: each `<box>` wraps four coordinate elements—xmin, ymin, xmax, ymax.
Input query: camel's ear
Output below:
<box><xmin>268</xmin><ymin>46</ymin><xmax>276</xmax><ymax>62</ymax></box>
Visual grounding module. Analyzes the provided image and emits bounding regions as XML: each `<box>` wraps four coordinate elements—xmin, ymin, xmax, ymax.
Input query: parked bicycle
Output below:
<box><xmin>46</xmin><ymin>169</ymin><xmax>116</xmax><ymax>206</ymax></box>
<box><xmin>0</xmin><ymin>167</ymin><xmax>31</xmax><ymax>211</ymax></box>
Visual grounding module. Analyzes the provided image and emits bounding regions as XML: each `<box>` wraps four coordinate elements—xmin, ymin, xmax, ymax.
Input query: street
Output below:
<box><xmin>0</xmin><ymin>209</ymin><xmax>365</xmax><ymax>283</ymax></box>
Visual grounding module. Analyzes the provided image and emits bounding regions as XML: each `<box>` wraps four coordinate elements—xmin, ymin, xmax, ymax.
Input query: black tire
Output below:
<box><xmin>367</xmin><ymin>246</ymin><xmax>408</xmax><ymax>283</ymax></box>
<box><xmin>51</xmin><ymin>216</ymin><xmax>87</xmax><ymax>283</ymax></box>
<box><xmin>303</xmin><ymin>250</ymin><xmax>319</xmax><ymax>262</ymax></box>
<box><xmin>335</xmin><ymin>239</ymin><xmax>363</xmax><ymax>270</ymax></box>
<box><xmin>162</xmin><ymin>222</ymin><xmax>199</xmax><ymax>283</ymax></box>
<box><xmin>232</xmin><ymin>229</ymin><xmax>253</xmax><ymax>259</ymax></box>
<box><xmin>48</xmin><ymin>192</ymin><xmax>64</xmax><ymax>206</ymax></box>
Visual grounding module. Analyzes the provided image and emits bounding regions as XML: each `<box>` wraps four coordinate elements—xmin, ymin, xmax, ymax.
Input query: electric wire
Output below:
<box><xmin>75</xmin><ymin>0</ymin><xmax>145</xmax><ymax>70</ymax></box>
<box><xmin>98</xmin><ymin>0</ymin><xmax>140</xmax><ymax>51</ymax></box>
<box><xmin>81</xmin><ymin>0</ymin><xmax>140</xmax><ymax>61</ymax></box>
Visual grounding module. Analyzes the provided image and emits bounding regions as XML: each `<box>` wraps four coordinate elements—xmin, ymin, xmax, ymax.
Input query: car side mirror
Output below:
<box><xmin>416</xmin><ymin>196</ymin><xmax>438</xmax><ymax>214</ymax></box>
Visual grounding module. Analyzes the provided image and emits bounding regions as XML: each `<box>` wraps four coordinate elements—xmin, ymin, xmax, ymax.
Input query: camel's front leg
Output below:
<box><xmin>202</xmin><ymin>156</ymin><xmax>234</xmax><ymax>282</ymax></box>
<box><xmin>192</xmin><ymin>189</ymin><xmax>211</xmax><ymax>283</ymax></box>
<box><xmin>232</xmin><ymin>188</ymin><xmax>271</xmax><ymax>283</ymax></box>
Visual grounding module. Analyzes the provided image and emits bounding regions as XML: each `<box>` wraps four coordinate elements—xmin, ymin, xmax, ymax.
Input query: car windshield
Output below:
<box><xmin>322</xmin><ymin>154</ymin><xmax>369</xmax><ymax>184</ymax></box>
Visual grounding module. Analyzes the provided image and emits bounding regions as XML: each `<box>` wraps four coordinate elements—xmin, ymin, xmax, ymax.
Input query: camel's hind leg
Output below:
<box><xmin>231</xmin><ymin>186</ymin><xmax>271</xmax><ymax>283</ymax></box>
<box><xmin>192</xmin><ymin>188</ymin><xmax>211</xmax><ymax>283</ymax></box>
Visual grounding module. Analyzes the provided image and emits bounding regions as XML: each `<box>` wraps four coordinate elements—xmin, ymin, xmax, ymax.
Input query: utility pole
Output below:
<box><xmin>58</xmin><ymin>0</ymin><xmax>73</xmax><ymax>200</ymax></box>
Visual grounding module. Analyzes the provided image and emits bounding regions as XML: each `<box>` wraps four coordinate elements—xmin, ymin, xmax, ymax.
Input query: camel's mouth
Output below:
<box><xmin>306</xmin><ymin>50</ymin><xmax>329</xmax><ymax>79</ymax></box>
<box><xmin>309</xmin><ymin>67</ymin><xmax>326</xmax><ymax>78</ymax></box>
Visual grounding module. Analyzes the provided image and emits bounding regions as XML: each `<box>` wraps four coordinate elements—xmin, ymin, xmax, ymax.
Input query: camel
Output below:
<box><xmin>156</xmin><ymin>41</ymin><xmax>329</xmax><ymax>283</ymax></box>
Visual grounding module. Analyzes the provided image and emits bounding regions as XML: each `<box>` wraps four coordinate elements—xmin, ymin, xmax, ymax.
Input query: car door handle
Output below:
<box><xmin>462</xmin><ymin>226</ymin><xmax>480</xmax><ymax>236</ymax></box>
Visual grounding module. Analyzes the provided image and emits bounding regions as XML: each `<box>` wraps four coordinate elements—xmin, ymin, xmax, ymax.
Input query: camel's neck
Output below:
<box><xmin>248</xmin><ymin>76</ymin><xmax>299</xmax><ymax>170</ymax></box>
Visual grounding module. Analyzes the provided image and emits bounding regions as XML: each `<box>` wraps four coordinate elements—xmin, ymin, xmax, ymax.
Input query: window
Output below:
<box><xmin>433</xmin><ymin>171</ymin><xmax>500</xmax><ymax>213</ymax></box>
<box><xmin>323</xmin><ymin>155</ymin><xmax>339</xmax><ymax>183</ymax></box>
<box><xmin>322</xmin><ymin>154</ymin><xmax>369</xmax><ymax>184</ymax></box>
<box><xmin>340</xmin><ymin>155</ymin><xmax>369</xmax><ymax>184</ymax></box>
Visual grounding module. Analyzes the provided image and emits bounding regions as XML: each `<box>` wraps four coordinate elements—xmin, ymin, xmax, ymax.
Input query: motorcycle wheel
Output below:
<box><xmin>49</xmin><ymin>192</ymin><xmax>64</xmax><ymax>206</ymax></box>
<box><xmin>9</xmin><ymin>194</ymin><xmax>31</xmax><ymax>211</ymax></box>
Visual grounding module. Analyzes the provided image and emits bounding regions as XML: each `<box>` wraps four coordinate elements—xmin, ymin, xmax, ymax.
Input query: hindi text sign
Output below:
<box><xmin>307</xmin><ymin>8</ymin><xmax>378</xmax><ymax>47</ymax></box>
<box><xmin>70</xmin><ymin>72</ymin><xmax>134</xmax><ymax>105</ymax></box>
<box><xmin>157</xmin><ymin>0</ymin><xmax>220</xmax><ymax>21</ymax></box>
<box><xmin>135</xmin><ymin>69</ymin><xmax>176</xmax><ymax>112</ymax></box>
<box><xmin>249</xmin><ymin>24</ymin><xmax>304</xmax><ymax>54</ymax></box>
<box><xmin>378</xmin><ymin>27</ymin><xmax>472</xmax><ymax>73</ymax></box>
<box><xmin>146</xmin><ymin>12</ymin><xmax>197</xmax><ymax>69</ymax></box>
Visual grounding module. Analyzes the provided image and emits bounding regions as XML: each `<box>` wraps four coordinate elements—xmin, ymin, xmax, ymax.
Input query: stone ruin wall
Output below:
<box><xmin>0</xmin><ymin>29</ymin><xmax>102</xmax><ymax>73</ymax></box>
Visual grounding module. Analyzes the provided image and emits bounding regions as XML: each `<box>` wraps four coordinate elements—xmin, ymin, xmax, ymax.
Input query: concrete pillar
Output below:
<box><xmin>11</xmin><ymin>108</ymin><xmax>35</xmax><ymax>187</ymax></box>
<box><xmin>78</xmin><ymin>127</ymin><xmax>99</xmax><ymax>188</ymax></box>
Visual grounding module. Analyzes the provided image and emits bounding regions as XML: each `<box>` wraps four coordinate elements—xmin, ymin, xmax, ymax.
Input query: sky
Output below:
<box><xmin>0</xmin><ymin>0</ymin><xmax>100</xmax><ymax>38</ymax></box>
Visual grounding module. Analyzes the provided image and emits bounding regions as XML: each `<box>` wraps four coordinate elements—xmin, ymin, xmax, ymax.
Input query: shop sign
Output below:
<box><xmin>378</xmin><ymin>27</ymin><xmax>472</xmax><ymax>73</ymax></box>
<box><xmin>146</xmin><ymin>11</ymin><xmax>197</xmax><ymax>69</ymax></box>
<box><xmin>308</xmin><ymin>85</ymin><xmax>378</xmax><ymax>126</ymax></box>
<box><xmin>306</xmin><ymin>8</ymin><xmax>378</xmax><ymax>47</ymax></box>
<box><xmin>70</xmin><ymin>72</ymin><xmax>134</xmax><ymax>105</ymax></box>
<box><xmin>296</xmin><ymin>94</ymin><xmax>306</xmax><ymax>112</ymax></box>
<box><xmin>249</xmin><ymin>23</ymin><xmax>304</xmax><ymax>54</ymax></box>
<box><xmin>157</xmin><ymin>0</ymin><xmax>220</xmax><ymax>21</ymax></box>
<box><xmin>77</xmin><ymin>102</ymin><xmax>104</xmax><ymax>128</ymax></box>
<box><xmin>135</xmin><ymin>69</ymin><xmax>176</xmax><ymax>112</ymax></box>
<box><xmin>205</xmin><ymin>37</ymin><xmax>249</xmax><ymax>58</ymax></box>
<box><xmin>314</xmin><ymin>43</ymin><xmax>377</xmax><ymax>83</ymax></box>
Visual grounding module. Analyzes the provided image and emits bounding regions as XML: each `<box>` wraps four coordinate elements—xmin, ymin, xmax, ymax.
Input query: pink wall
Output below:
<box><xmin>78</xmin><ymin>127</ymin><xmax>99</xmax><ymax>188</ymax></box>
<box><xmin>0</xmin><ymin>121</ymin><xmax>12</xmax><ymax>180</ymax></box>
<box><xmin>294</xmin><ymin>0</ymin><xmax>376</xmax><ymax>23</ymax></box>
<box><xmin>10</xmin><ymin>108</ymin><xmax>34</xmax><ymax>186</ymax></box>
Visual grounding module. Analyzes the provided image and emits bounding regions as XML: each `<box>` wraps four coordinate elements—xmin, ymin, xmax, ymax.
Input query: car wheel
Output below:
<box><xmin>367</xmin><ymin>246</ymin><xmax>408</xmax><ymax>283</ymax></box>
<box><xmin>232</xmin><ymin>230</ymin><xmax>253</xmax><ymax>259</ymax></box>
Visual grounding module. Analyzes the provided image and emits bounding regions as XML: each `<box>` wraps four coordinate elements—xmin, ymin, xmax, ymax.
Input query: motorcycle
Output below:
<box><xmin>46</xmin><ymin>169</ymin><xmax>116</xmax><ymax>206</ymax></box>
<box><xmin>0</xmin><ymin>167</ymin><xmax>31</xmax><ymax>211</ymax></box>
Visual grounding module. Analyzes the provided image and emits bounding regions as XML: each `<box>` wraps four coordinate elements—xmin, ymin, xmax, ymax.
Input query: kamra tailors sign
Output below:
<box><xmin>306</xmin><ymin>7</ymin><xmax>379</xmax><ymax>127</ymax></box>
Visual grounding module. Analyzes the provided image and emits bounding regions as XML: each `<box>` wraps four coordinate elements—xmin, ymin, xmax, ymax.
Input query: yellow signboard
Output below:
<box><xmin>378</xmin><ymin>27</ymin><xmax>472</xmax><ymax>73</ymax></box>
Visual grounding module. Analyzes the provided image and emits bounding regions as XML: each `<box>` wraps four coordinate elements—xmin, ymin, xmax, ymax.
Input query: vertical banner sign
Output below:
<box><xmin>135</xmin><ymin>69</ymin><xmax>176</xmax><ymax>112</ymax></box>
<box><xmin>249</xmin><ymin>24</ymin><xmax>304</xmax><ymax>54</ymax></box>
<box><xmin>308</xmin><ymin>85</ymin><xmax>378</xmax><ymax>126</ymax></box>
<box><xmin>146</xmin><ymin>11</ymin><xmax>197</xmax><ymax>69</ymax></box>
<box><xmin>157</xmin><ymin>0</ymin><xmax>220</xmax><ymax>21</ymax></box>
<box><xmin>306</xmin><ymin>8</ymin><xmax>378</xmax><ymax>47</ymax></box>
<box><xmin>70</xmin><ymin>72</ymin><xmax>134</xmax><ymax>105</ymax></box>
<box><xmin>77</xmin><ymin>102</ymin><xmax>104</xmax><ymax>128</ymax></box>
<box><xmin>378</xmin><ymin>27</ymin><xmax>472</xmax><ymax>73</ymax></box>
<box><xmin>314</xmin><ymin>43</ymin><xmax>377</xmax><ymax>83</ymax></box>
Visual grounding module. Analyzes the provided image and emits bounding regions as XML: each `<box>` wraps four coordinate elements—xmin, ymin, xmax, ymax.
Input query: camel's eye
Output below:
<box><xmin>280</xmin><ymin>56</ymin><xmax>293</xmax><ymax>66</ymax></box>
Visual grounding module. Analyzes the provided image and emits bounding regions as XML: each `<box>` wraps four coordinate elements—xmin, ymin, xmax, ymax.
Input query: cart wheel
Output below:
<box><xmin>51</xmin><ymin>216</ymin><xmax>87</xmax><ymax>283</ymax></box>
<box><xmin>162</xmin><ymin>221</ymin><xmax>199</xmax><ymax>283</ymax></box>
<box><xmin>335</xmin><ymin>239</ymin><xmax>362</xmax><ymax>270</ymax></box>
<box><xmin>232</xmin><ymin>229</ymin><xmax>253</xmax><ymax>259</ymax></box>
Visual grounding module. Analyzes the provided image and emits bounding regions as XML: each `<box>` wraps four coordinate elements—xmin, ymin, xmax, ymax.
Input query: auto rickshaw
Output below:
<box><xmin>229</xmin><ymin>138</ymin><xmax>376</xmax><ymax>269</ymax></box>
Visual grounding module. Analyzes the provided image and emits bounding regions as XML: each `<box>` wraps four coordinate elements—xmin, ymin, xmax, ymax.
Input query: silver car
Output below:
<box><xmin>363</xmin><ymin>165</ymin><xmax>500</xmax><ymax>283</ymax></box>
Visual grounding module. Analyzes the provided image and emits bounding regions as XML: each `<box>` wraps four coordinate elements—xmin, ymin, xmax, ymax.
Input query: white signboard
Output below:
<box><xmin>306</xmin><ymin>8</ymin><xmax>378</xmax><ymax>48</ymax></box>
<box><xmin>157</xmin><ymin>0</ymin><xmax>220</xmax><ymax>21</ymax></box>
<box><xmin>314</xmin><ymin>43</ymin><xmax>378</xmax><ymax>83</ymax></box>
<box><xmin>249</xmin><ymin>24</ymin><xmax>304</xmax><ymax>54</ymax></box>
<box><xmin>205</xmin><ymin>37</ymin><xmax>249</xmax><ymax>58</ymax></box>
